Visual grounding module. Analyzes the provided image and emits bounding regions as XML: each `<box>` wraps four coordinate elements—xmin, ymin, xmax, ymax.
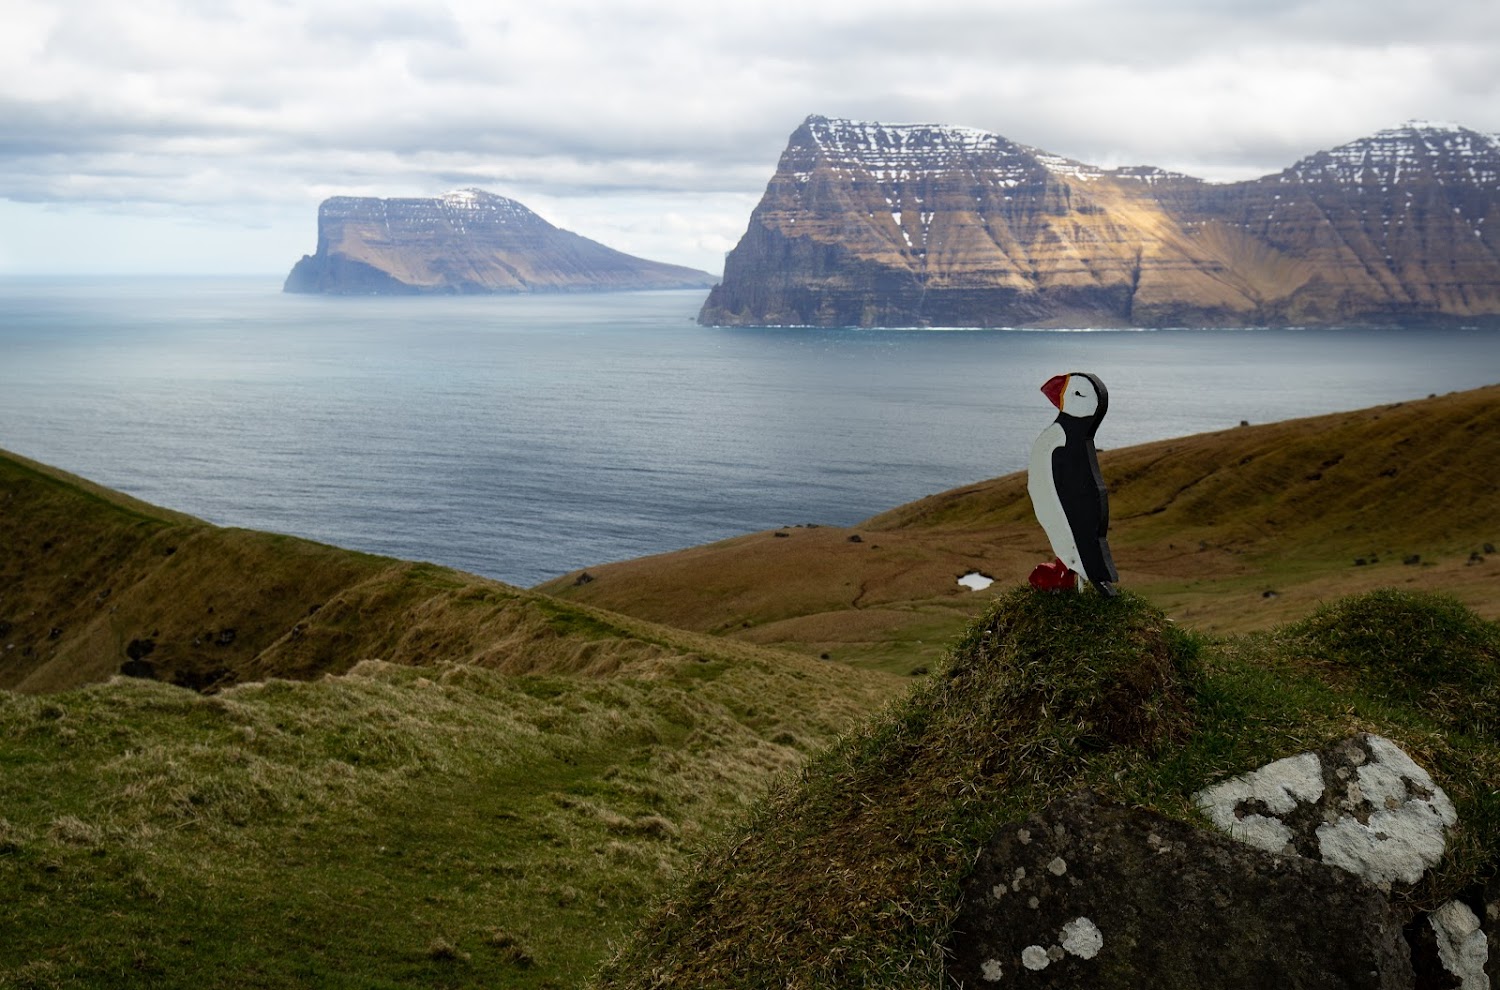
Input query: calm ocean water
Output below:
<box><xmin>2</xmin><ymin>276</ymin><xmax>1497</xmax><ymax>586</ymax></box>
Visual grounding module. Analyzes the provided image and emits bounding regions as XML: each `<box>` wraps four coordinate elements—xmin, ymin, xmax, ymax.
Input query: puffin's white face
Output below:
<box><xmin>1060</xmin><ymin>375</ymin><xmax>1099</xmax><ymax>419</ymax></box>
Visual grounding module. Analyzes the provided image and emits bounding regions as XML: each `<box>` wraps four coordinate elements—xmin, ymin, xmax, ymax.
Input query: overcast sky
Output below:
<box><xmin>3</xmin><ymin>0</ymin><xmax>1498</xmax><ymax>277</ymax></box>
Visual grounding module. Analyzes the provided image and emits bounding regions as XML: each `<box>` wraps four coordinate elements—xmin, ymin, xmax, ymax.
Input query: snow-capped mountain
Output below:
<box><xmin>701</xmin><ymin>117</ymin><xmax>1500</xmax><ymax>328</ymax></box>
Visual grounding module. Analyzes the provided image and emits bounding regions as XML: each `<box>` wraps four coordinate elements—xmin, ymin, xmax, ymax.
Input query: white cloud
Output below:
<box><xmin>2</xmin><ymin>0</ymin><xmax>1498</xmax><ymax>274</ymax></box>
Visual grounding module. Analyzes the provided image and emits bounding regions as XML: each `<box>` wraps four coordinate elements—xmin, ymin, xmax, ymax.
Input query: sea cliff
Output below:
<box><xmin>701</xmin><ymin>117</ymin><xmax>1500</xmax><ymax>328</ymax></box>
<box><xmin>284</xmin><ymin>188</ymin><xmax>716</xmax><ymax>295</ymax></box>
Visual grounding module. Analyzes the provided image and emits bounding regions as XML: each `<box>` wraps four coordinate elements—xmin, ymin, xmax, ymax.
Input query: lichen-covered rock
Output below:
<box><xmin>947</xmin><ymin>792</ymin><xmax>1413</xmax><ymax>989</ymax></box>
<box><xmin>1193</xmin><ymin>734</ymin><xmax>1457</xmax><ymax>887</ymax></box>
<box><xmin>1415</xmin><ymin>899</ymin><xmax>1490</xmax><ymax>990</ymax></box>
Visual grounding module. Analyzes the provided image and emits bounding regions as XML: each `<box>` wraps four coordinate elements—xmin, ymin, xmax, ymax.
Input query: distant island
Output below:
<box><xmin>284</xmin><ymin>188</ymin><xmax>717</xmax><ymax>295</ymax></box>
<box><xmin>701</xmin><ymin>117</ymin><xmax>1500</xmax><ymax>328</ymax></box>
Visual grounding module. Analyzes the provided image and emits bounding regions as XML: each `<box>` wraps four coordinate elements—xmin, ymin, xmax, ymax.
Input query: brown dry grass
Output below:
<box><xmin>540</xmin><ymin>385</ymin><xmax>1500</xmax><ymax>666</ymax></box>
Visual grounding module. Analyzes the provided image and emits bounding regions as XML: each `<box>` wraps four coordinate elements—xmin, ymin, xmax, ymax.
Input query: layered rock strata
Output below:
<box><xmin>701</xmin><ymin>117</ymin><xmax>1500</xmax><ymax>327</ymax></box>
<box><xmin>284</xmin><ymin>189</ymin><xmax>716</xmax><ymax>295</ymax></box>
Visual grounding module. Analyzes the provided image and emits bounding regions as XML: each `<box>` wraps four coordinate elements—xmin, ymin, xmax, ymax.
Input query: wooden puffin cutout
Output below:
<box><xmin>1026</xmin><ymin>372</ymin><xmax>1119</xmax><ymax>596</ymax></box>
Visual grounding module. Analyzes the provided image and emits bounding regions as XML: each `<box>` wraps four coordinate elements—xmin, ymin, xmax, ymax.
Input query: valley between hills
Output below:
<box><xmin>2</xmin><ymin>385</ymin><xmax>1498</xmax><ymax>988</ymax></box>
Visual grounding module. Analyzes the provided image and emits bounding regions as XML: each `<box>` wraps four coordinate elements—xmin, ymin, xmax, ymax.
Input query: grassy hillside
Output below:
<box><xmin>0</xmin><ymin>448</ymin><xmax>884</xmax><ymax>693</ymax></box>
<box><xmin>593</xmin><ymin>587</ymin><xmax>1500</xmax><ymax>989</ymax></box>
<box><xmin>0</xmin><ymin>448</ymin><xmax>903</xmax><ymax>988</ymax></box>
<box><xmin>539</xmin><ymin>385</ymin><xmax>1500</xmax><ymax>673</ymax></box>
<box><xmin>0</xmin><ymin>655</ymin><xmax>899</xmax><ymax>989</ymax></box>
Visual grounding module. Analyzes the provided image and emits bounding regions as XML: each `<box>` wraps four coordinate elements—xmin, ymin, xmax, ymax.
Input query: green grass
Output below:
<box><xmin>0</xmin><ymin>655</ymin><xmax>900</xmax><ymax>989</ymax></box>
<box><xmin>752</xmin><ymin>603</ymin><xmax>978</xmax><ymax>676</ymax></box>
<box><xmin>7</xmin><ymin>577</ymin><xmax>1498</xmax><ymax>989</ymax></box>
<box><xmin>0</xmin><ymin>442</ymin><xmax>909</xmax><ymax>987</ymax></box>
<box><xmin>594</xmin><ymin>587</ymin><xmax>1500</xmax><ymax>989</ymax></box>
<box><xmin>833</xmin><ymin>608</ymin><xmax>974</xmax><ymax>676</ymax></box>
<box><xmin>1281</xmin><ymin>589</ymin><xmax>1500</xmax><ymax>718</ymax></box>
<box><xmin>530</xmin><ymin>598</ymin><xmax>648</xmax><ymax>644</ymax></box>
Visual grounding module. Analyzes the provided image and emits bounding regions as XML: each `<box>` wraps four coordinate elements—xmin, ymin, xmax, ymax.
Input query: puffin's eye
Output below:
<box><xmin>1073</xmin><ymin>391</ymin><xmax>1083</xmax><ymax>397</ymax></box>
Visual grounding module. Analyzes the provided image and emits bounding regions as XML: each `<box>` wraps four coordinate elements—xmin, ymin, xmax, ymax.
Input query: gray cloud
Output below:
<box><xmin>2</xmin><ymin>0</ymin><xmax>1497</xmax><ymax>273</ymax></box>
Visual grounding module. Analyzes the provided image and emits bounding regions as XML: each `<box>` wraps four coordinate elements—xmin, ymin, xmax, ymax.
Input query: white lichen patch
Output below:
<box><xmin>1060</xmin><ymin>917</ymin><xmax>1103</xmax><ymax>959</ymax></box>
<box><xmin>981</xmin><ymin>958</ymin><xmax>1003</xmax><ymax>982</ymax></box>
<box><xmin>991</xmin><ymin>882</ymin><xmax>1008</xmax><ymax>898</ymax></box>
<box><xmin>1430</xmin><ymin>900</ymin><xmax>1488</xmax><ymax>990</ymax></box>
<box><xmin>1047</xmin><ymin>857</ymin><xmax>1067</xmax><ymax>876</ymax></box>
<box><xmin>1316</xmin><ymin>801</ymin><xmax>1452</xmax><ymax>885</ymax></box>
<box><xmin>1221</xmin><ymin>815</ymin><xmax>1295</xmax><ymax>853</ymax></box>
<box><xmin>1315</xmin><ymin>738</ymin><xmax>1456</xmax><ymax>885</ymax></box>
<box><xmin>1017</xmin><ymin>829</ymin><xmax>1031</xmax><ymax>845</ymax></box>
<box><xmin>1196</xmin><ymin>735</ymin><xmax>1457</xmax><ymax>887</ymax></box>
<box><xmin>1021</xmin><ymin>946</ymin><xmax>1050</xmax><ymax>971</ymax></box>
<box><xmin>1193</xmin><ymin>753</ymin><xmax>1324</xmax><ymax>855</ymax></box>
<box><xmin>1368</xmin><ymin>737</ymin><xmax>1452</xmax><ymax>811</ymax></box>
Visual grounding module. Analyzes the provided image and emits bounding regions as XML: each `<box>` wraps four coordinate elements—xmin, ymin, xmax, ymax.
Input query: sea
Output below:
<box><xmin>2</xmin><ymin>276</ymin><xmax>1497</xmax><ymax>587</ymax></box>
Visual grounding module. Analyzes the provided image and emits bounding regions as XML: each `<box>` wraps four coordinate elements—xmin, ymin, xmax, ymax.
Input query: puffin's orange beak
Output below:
<box><xmin>1041</xmin><ymin>374</ymin><xmax>1069</xmax><ymax>410</ymax></box>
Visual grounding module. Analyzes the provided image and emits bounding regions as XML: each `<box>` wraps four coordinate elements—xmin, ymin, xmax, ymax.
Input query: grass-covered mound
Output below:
<box><xmin>1282</xmin><ymin>589</ymin><xmax>1500</xmax><ymax>734</ymax></box>
<box><xmin>594</xmin><ymin>588</ymin><xmax>1500</xmax><ymax>989</ymax></box>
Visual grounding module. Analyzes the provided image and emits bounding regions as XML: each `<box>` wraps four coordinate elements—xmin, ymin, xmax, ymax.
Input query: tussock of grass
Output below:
<box><xmin>595</xmin><ymin>588</ymin><xmax>1500</xmax><ymax>990</ymax></box>
<box><xmin>1280</xmin><ymin>589</ymin><xmax>1500</xmax><ymax>729</ymax></box>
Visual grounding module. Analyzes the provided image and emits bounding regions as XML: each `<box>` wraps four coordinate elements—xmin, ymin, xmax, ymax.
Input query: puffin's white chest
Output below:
<box><xmin>1027</xmin><ymin>421</ymin><xmax>1082</xmax><ymax>572</ymax></box>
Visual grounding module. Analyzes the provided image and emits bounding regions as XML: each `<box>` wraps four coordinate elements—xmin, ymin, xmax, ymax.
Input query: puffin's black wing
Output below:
<box><xmin>1051</xmin><ymin>435</ymin><xmax>1118</xmax><ymax>594</ymax></box>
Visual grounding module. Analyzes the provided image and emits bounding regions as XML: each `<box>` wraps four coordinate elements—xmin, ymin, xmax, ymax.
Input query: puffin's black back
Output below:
<box><xmin>1055</xmin><ymin>373</ymin><xmax>1117</xmax><ymax>594</ymax></box>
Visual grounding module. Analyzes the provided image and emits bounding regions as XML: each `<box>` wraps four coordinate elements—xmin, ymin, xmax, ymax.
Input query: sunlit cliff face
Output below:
<box><xmin>702</xmin><ymin>117</ymin><xmax>1500</xmax><ymax>328</ymax></box>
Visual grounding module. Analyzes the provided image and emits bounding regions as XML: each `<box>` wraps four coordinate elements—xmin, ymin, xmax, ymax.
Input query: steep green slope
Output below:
<box><xmin>0</xmin><ymin>447</ymin><xmax>883</xmax><ymax>693</ymax></box>
<box><xmin>593</xmin><ymin>588</ymin><xmax>1500</xmax><ymax>989</ymax></box>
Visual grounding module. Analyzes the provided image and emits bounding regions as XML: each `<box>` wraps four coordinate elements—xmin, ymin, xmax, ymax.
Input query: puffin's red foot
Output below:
<box><xmin>1028</xmin><ymin>558</ymin><xmax>1078</xmax><ymax>593</ymax></box>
